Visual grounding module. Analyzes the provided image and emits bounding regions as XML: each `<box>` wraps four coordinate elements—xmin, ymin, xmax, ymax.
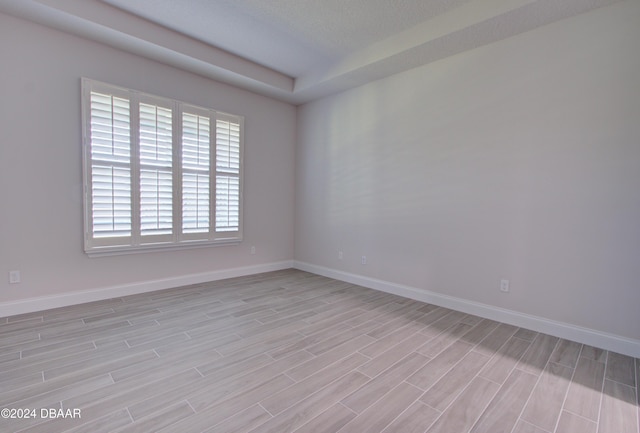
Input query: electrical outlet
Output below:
<box><xmin>9</xmin><ymin>270</ymin><xmax>21</xmax><ymax>284</ymax></box>
<box><xmin>338</xmin><ymin>251</ymin><xmax>343</xmax><ymax>260</ymax></box>
<box><xmin>361</xmin><ymin>256</ymin><xmax>367</xmax><ymax>265</ymax></box>
<box><xmin>250</xmin><ymin>246</ymin><xmax>256</xmax><ymax>255</ymax></box>
<box><xmin>500</xmin><ymin>279</ymin><xmax>510</xmax><ymax>292</ymax></box>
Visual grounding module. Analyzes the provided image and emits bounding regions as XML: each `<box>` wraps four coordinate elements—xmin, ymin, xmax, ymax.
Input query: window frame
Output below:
<box><xmin>81</xmin><ymin>78</ymin><xmax>243</xmax><ymax>257</ymax></box>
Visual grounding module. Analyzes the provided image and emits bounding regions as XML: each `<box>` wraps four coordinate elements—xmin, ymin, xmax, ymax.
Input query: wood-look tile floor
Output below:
<box><xmin>0</xmin><ymin>269</ymin><xmax>638</xmax><ymax>433</ymax></box>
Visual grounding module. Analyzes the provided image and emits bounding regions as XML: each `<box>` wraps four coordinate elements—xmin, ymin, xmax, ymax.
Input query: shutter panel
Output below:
<box><xmin>182</xmin><ymin>112</ymin><xmax>211</xmax><ymax>234</ymax></box>
<box><xmin>91</xmin><ymin>165</ymin><xmax>131</xmax><ymax>237</ymax></box>
<box><xmin>215</xmin><ymin>175</ymin><xmax>240</xmax><ymax>232</ymax></box>
<box><xmin>89</xmin><ymin>91</ymin><xmax>132</xmax><ymax>239</ymax></box>
<box><xmin>139</xmin><ymin>103</ymin><xmax>173</xmax><ymax>236</ymax></box>
<box><xmin>216</xmin><ymin>118</ymin><xmax>240</xmax><ymax>172</ymax></box>
<box><xmin>215</xmin><ymin>117</ymin><xmax>241</xmax><ymax>232</ymax></box>
<box><xmin>90</xmin><ymin>92</ymin><xmax>130</xmax><ymax>163</ymax></box>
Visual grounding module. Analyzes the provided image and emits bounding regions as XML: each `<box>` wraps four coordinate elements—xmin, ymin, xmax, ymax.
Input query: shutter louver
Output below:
<box><xmin>139</xmin><ymin>103</ymin><xmax>173</xmax><ymax>236</ymax></box>
<box><xmin>215</xmin><ymin>118</ymin><xmax>241</xmax><ymax>232</ymax></box>
<box><xmin>182</xmin><ymin>112</ymin><xmax>210</xmax><ymax>234</ymax></box>
<box><xmin>89</xmin><ymin>91</ymin><xmax>132</xmax><ymax>238</ymax></box>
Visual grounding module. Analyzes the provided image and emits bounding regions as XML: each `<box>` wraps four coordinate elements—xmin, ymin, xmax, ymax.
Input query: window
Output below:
<box><xmin>81</xmin><ymin>79</ymin><xmax>243</xmax><ymax>256</ymax></box>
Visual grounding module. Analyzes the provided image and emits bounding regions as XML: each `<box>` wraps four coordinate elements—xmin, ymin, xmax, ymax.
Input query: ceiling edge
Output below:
<box><xmin>0</xmin><ymin>0</ymin><xmax>624</xmax><ymax>105</ymax></box>
<box><xmin>0</xmin><ymin>0</ymin><xmax>297</xmax><ymax>102</ymax></box>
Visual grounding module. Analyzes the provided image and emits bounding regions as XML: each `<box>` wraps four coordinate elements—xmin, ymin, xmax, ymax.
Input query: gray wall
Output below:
<box><xmin>0</xmin><ymin>13</ymin><xmax>296</xmax><ymax>302</ymax></box>
<box><xmin>295</xmin><ymin>1</ymin><xmax>640</xmax><ymax>340</ymax></box>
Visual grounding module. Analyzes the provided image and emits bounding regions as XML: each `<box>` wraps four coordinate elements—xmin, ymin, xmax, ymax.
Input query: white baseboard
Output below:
<box><xmin>294</xmin><ymin>261</ymin><xmax>640</xmax><ymax>358</ymax></box>
<box><xmin>0</xmin><ymin>261</ymin><xmax>294</xmax><ymax>319</ymax></box>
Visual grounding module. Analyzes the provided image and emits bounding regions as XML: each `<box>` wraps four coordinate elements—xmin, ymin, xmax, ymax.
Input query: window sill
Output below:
<box><xmin>85</xmin><ymin>238</ymin><xmax>241</xmax><ymax>257</ymax></box>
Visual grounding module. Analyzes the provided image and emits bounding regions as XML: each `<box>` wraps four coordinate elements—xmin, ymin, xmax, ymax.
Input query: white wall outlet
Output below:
<box><xmin>250</xmin><ymin>246</ymin><xmax>256</xmax><ymax>255</ymax></box>
<box><xmin>9</xmin><ymin>270</ymin><xmax>21</xmax><ymax>284</ymax></box>
<box><xmin>361</xmin><ymin>256</ymin><xmax>367</xmax><ymax>265</ymax></box>
<box><xmin>500</xmin><ymin>279</ymin><xmax>510</xmax><ymax>292</ymax></box>
<box><xmin>338</xmin><ymin>251</ymin><xmax>343</xmax><ymax>260</ymax></box>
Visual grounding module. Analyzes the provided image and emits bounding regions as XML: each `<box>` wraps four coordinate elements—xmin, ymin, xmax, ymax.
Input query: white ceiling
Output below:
<box><xmin>0</xmin><ymin>0</ymin><xmax>622</xmax><ymax>104</ymax></box>
<box><xmin>102</xmin><ymin>0</ymin><xmax>473</xmax><ymax>77</ymax></box>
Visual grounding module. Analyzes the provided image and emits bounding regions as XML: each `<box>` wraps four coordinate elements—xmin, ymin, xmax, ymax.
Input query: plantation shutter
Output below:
<box><xmin>82</xmin><ymin>79</ymin><xmax>243</xmax><ymax>255</ymax></box>
<box><xmin>215</xmin><ymin>114</ymin><xmax>242</xmax><ymax>234</ymax></box>
<box><xmin>139</xmin><ymin>101</ymin><xmax>173</xmax><ymax>238</ymax></box>
<box><xmin>182</xmin><ymin>110</ymin><xmax>211</xmax><ymax>236</ymax></box>
<box><xmin>87</xmin><ymin>89</ymin><xmax>132</xmax><ymax>245</ymax></box>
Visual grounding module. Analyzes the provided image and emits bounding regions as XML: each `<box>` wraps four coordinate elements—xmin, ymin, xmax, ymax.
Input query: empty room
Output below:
<box><xmin>0</xmin><ymin>0</ymin><xmax>638</xmax><ymax>432</ymax></box>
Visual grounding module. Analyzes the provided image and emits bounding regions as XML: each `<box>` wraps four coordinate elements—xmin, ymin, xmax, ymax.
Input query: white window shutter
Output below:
<box><xmin>91</xmin><ymin>166</ymin><xmax>132</xmax><ymax>237</ymax></box>
<box><xmin>182</xmin><ymin>111</ymin><xmax>210</xmax><ymax>234</ymax></box>
<box><xmin>215</xmin><ymin>116</ymin><xmax>241</xmax><ymax>233</ymax></box>
<box><xmin>82</xmin><ymin>79</ymin><xmax>243</xmax><ymax>255</ymax></box>
<box><xmin>88</xmin><ymin>90</ymin><xmax>132</xmax><ymax>241</ymax></box>
<box><xmin>139</xmin><ymin>102</ymin><xmax>173</xmax><ymax>237</ymax></box>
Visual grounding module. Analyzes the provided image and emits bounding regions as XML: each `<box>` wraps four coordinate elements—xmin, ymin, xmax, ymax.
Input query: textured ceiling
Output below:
<box><xmin>0</xmin><ymin>0</ymin><xmax>624</xmax><ymax>104</ymax></box>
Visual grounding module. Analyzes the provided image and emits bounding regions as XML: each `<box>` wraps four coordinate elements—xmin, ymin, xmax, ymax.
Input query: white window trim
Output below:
<box><xmin>81</xmin><ymin>78</ymin><xmax>243</xmax><ymax>257</ymax></box>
